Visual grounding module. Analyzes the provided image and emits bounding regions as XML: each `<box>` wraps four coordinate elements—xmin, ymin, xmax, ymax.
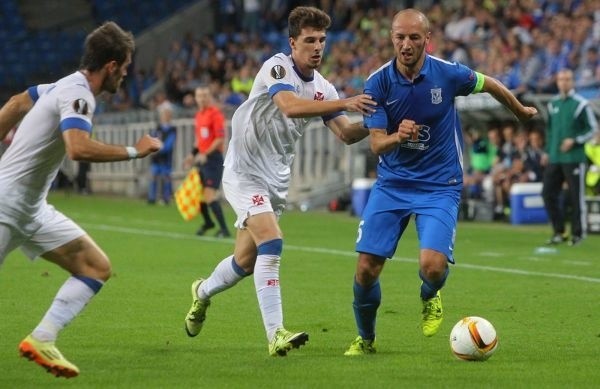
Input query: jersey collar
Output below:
<box><xmin>390</xmin><ymin>55</ymin><xmax>429</xmax><ymax>84</ymax></box>
<box><xmin>290</xmin><ymin>56</ymin><xmax>315</xmax><ymax>82</ymax></box>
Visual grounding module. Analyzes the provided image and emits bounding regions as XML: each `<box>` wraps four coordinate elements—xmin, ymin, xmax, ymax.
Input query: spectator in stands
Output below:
<box><xmin>343</xmin><ymin>9</ymin><xmax>537</xmax><ymax>357</ymax></box>
<box><xmin>491</xmin><ymin>122</ymin><xmax>518</xmax><ymax>219</ymax></box>
<box><xmin>513</xmin><ymin>43</ymin><xmax>543</xmax><ymax>95</ymax></box>
<box><xmin>148</xmin><ymin>101</ymin><xmax>176</xmax><ymax>205</ymax></box>
<box><xmin>230</xmin><ymin>63</ymin><xmax>254</xmax><ymax>98</ymax></box>
<box><xmin>463</xmin><ymin>127</ymin><xmax>493</xmax><ymax>199</ymax></box>
<box><xmin>542</xmin><ymin>69</ymin><xmax>598</xmax><ymax>246</ymax></box>
<box><xmin>574</xmin><ymin>46</ymin><xmax>600</xmax><ymax>95</ymax></box>
<box><xmin>0</xmin><ymin>21</ymin><xmax>162</xmax><ymax>378</ymax></box>
<box><xmin>183</xmin><ymin>6</ymin><xmax>376</xmax><ymax>357</ymax></box>
<box><xmin>536</xmin><ymin>36</ymin><xmax>568</xmax><ymax>94</ymax></box>
<box><xmin>183</xmin><ymin>85</ymin><xmax>231</xmax><ymax>238</ymax></box>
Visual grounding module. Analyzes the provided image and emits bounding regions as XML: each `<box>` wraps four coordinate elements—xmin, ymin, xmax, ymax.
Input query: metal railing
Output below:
<box><xmin>78</xmin><ymin>115</ymin><xmax>365</xmax><ymax>208</ymax></box>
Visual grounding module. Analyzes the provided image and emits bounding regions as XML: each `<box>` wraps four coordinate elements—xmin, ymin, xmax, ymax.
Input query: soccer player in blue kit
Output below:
<box><xmin>344</xmin><ymin>9</ymin><xmax>538</xmax><ymax>355</ymax></box>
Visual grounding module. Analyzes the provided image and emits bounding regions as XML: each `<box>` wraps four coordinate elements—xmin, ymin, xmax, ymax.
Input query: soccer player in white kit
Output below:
<box><xmin>0</xmin><ymin>22</ymin><xmax>162</xmax><ymax>378</ymax></box>
<box><xmin>184</xmin><ymin>6</ymin><xmax>377</xmax><ymax>356</ymax></box>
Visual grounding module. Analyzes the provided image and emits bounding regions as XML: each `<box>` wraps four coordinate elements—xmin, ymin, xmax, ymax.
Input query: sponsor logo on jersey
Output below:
<box><xmin>73</xmin><ymin>98</ymin><xmax>89</xmax><ymax>115</ymax></box>
<box><xmin>270</xmin><ymin>65</ymin><xmax>286</xmax><ymax>79</ymax></box>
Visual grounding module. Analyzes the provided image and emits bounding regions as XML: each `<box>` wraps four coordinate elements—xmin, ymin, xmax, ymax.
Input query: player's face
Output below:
<box><xmin>290</xmin><ymin>27</ymin><xmax>326</xmax><ymax>73</ymax></box>
<box><xmin>390</xmin><ymin>14</ymin><xmax>430</xmax><ymax>69</ymax></box>
<box><xmin>103</xmin><ymin>53</ymin><xmax>132</xmax><ymax>94</ymax></box>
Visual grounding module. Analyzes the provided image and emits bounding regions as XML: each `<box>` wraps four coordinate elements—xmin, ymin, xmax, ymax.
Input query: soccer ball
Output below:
<box><xmin>449</xmin><ymin>316</ymin><xmax>498</xmax><ymax>361</ymax></box>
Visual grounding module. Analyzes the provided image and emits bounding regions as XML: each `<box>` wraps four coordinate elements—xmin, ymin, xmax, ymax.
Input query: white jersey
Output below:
<box><xmin>0</xmin><ymin>71</ymin><xmax>95</xmax><ymax>225</ymax></box>
<box><xmin>224</xmin><ymin>53</ymin><xmax>342</xmax><ymax>195</ymax></box>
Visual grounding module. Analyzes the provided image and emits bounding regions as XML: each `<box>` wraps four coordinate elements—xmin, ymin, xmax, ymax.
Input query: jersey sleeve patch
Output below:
<box><xmin>72</xmin><ymin>98</ymin><xmax>91</xmax><ymax>115</ymax></box>
<box><xmin>270</xmin><ymin>65</ymin><xmax>286</xmax><ymax>79</ymax></box>
<box><xmin>60</xmin><ymin>117</ymin><xmax>92</xmax><ymax>133</ymax></box>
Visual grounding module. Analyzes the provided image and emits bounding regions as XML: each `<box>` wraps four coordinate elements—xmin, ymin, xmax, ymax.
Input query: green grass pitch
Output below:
<box><xmin>1</xmin><ymin>192</ymin><xmax>599</xmax><ymax>388</ymax></box>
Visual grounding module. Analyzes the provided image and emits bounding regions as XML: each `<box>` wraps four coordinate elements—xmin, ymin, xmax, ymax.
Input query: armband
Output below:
<box><xmin>125</xmin><ymin>146</ymin><xmax>138</xmax><ymax>159</ymax></box>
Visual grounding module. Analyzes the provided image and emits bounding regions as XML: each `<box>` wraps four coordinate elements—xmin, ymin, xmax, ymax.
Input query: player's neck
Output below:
<box><xmin>396</xmin><ymin>57</ymin><xmax>425</xmax><ymax>82</ymax></box>
<box><xmin>79</xmin><ymin>69</ymin><xmax>102</xmax><ymax>95</ymax></box>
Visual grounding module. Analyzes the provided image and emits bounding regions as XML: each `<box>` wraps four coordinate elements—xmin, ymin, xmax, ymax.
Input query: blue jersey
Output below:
<box><xmin>364</xmin><ymin>55</ymin><xmax>482</xmax><ymax>190</ymax></box>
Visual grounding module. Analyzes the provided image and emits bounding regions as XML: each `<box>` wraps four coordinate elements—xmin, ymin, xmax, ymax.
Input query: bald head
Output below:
<box><xmin>392</xmin><ymin>9</ymin><xmax>430</xmax><ymax>34</ymax></box>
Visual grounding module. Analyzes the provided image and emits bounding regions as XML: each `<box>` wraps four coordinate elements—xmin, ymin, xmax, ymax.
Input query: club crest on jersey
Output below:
<box><xmin>73</xmin><ymin>99</ymin><xmax>89</xmax><ymax>115</ymax></box>
<box><xmin>252</xmin><ymin>194</ymin><xmax>265</xmax><ymax>206</ymax></box>
<box><xmin>270</xmin><ymin>65</ymin><xmax>286</xmax><ymax>80</ymax></box>
<box><xmin>430</xmin><ymin>88</ymin><xmax>442</xmax><ymax>104</ymax></box>
<box><xmin>314</xmin><ymin>91</ymin><xmax>324</xmax><ymax>101</ymax></box>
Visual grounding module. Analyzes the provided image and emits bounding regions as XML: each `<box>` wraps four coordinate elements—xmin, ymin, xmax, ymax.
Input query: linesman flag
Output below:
<box><xmin>175</xmin><ymin>168</ymin><xmax>203</xmax><ymax>221</ymax></box>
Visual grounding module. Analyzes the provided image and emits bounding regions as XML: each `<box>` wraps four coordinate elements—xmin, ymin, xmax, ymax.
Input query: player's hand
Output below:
<box><xmin>396</xmin><ymin>119</ymin><xmax>419</xmax><ymax>143</ymax></box>
<box><xmin>182</xmin><ymin>154</ymin><xmax>194</xmax><ymax>169</ymax></box>
<box><xmin>516</xmin><ymin>106</ymin><xmax>538</xmax><ymax>122</ymax></box>
<box><xmin>195</xmin><ymin>153</ymin><xmax>207</xmax><ymax>165</ymax></box>
<box><xmin>134</xmin><ymin>134</ymin><xmax>163</xmax><ymax>158</ymax></box>
<box><xmin>344</xmin><ymin>94</ymin><xmax>377</xmax><ymax>116</ymax></box>
<box><xmin>560</xmin><ymin>138</ymin><xmax>575</xmax><ymax>152</ymax></box>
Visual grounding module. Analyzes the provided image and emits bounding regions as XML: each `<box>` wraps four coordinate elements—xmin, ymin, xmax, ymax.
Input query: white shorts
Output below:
<box><xmin>0</xmin><ymin>204</ymin><xmax>85</xmax><ymax>264</ymax></box>
<box><xmin>222</xmin><ymin>168</ymin><xmax>287</xmax><ymax>229</ymax></box>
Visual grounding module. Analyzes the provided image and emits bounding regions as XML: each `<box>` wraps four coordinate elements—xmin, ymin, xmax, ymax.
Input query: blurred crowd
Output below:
<box><xmin>93</xmin><ymin>0</ymin><xmax>600</xmax><ymax>219</ymax></box>
<box><xmin>97</xmin><ymin>0</ymin><xmax>600</xmax><ymax>114</ymax></box>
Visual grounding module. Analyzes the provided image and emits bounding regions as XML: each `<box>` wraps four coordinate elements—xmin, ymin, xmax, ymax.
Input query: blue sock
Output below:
<box><xmin>352</xmin><ymin>278</ymin><xmax>380</xmax><ymax>341</ymax></box>
<box><xmin>420</xmin><ymin>267</ymin><xmax>449</xmax><ymax>300</ymax></box>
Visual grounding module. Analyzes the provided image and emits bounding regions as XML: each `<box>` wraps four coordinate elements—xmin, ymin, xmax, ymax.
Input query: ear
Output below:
<box><xmin>105</xmin><ymin>60</ymin><xmax>118</xmax><ymax>73</ymax></box>
<box><xmin>289</xmin><ymin>36</ymin><xmax>295</xmax><ymax>50</ymax></box>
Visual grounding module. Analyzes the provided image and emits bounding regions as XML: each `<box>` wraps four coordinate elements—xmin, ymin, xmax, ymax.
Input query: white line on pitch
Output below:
<box><xmin>84</xmin><ymin>223</ymin><xmax>600</xmax><ymax>284</ymax></box>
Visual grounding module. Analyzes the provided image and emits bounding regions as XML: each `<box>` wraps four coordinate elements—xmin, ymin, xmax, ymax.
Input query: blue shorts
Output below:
<box><xmin>355</xmin><ymin>182</ymin><xmax>460</xmax><ymax>263</ymax></box>
<box><xmin>198</xmin><ymin>153</ymin><xmax>224</xmax><ymax>189</ymax></box>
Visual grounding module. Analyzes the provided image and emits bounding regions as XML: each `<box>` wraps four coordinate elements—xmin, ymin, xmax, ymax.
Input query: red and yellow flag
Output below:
<box><xmin>175</xmin><ymin>168</ymin><xmax>203</xmax><ymax>221</ymax></box>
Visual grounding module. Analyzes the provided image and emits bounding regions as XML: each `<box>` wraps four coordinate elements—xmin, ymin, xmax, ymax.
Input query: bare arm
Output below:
<box><xmin>326</xmin><ymin>115</ymin><xmax>369</xmax><ymax>145</ymax></box>
<box><xmin>481</xmin><ymin>75</ymin><xmax>538</xmax><ymax>122</ymax></box>
<box><xmin>272</xmin><ymin>91</ymin><xmax>376</xmax><ymax>118</ymax></box>
<box><xmin>63</xmin><ymin>129</ymin><xmax>162</xmax><ymax>162</ymax></box>
<box><xmin>0</xmin><ymin>91</ymin><xmax>33</xmax><ymax>140</ymax></box>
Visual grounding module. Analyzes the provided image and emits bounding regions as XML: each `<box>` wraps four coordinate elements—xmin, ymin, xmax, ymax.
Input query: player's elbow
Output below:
<box><xmin>65</xmin><ymin>144</ymin><xmax>89</xmax><ymax>161</ymax></box>
<box><xmin>279</xmin><ymin>104</ymin><xmax>303</xmax><ymax>118</ymax></box>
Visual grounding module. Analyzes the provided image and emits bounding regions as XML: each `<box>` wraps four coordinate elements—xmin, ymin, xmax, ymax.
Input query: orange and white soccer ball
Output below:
<box><xmin>449</xmin><ymin>316</ymin><xmax>498</xmax><ymax>361</ymax></box>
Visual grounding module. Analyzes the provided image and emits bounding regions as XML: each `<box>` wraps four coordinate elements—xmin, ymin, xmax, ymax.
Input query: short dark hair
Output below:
<box><xmin>288</xmin><ymin>6</ymin><xmax>331</xmax><ymax>39</ymax></box>
<box><xmin>80</xmin><ymin>21</ymin><xmax>135</xmax><ymax>71</ymax></box>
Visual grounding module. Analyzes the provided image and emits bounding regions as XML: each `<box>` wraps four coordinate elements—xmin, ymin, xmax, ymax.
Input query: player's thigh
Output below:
<box><xmin>23</xmin><ymin>206</ymin><xmax>110</xmax><ymax>279</ymax></box>
<box><xmin>0</xmin><ymin>222</ymin><xmax>26</xmax><ymax>266</ymax></box>
<box><xmin>355</xmin><ymin>185</ymin><xmax>411</xmax><ymax>259</ymax></box>
<box><xmin>41</xmin><ymin>235</ymin><xmax>111</xmax><ymax>280</ymax></box>
<box><xmin>414</xmin><ymin>191</ymin><xmax>460</xmax><ymax>264</ymax></box>
<box><xmin>222</xmin><ymin>169</ymin><xmax>285</xmax><ymax>230</ymax></box>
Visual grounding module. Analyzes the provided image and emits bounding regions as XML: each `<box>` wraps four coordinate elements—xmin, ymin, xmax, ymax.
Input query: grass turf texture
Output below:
<box><xmin>1</xmin><ymin>192</ymin><xmax>599</xmax><ymax>388</ymax></box>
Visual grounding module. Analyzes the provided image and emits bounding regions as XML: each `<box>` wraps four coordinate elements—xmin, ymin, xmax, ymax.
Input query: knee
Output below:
<box><xmin>420</xmin><ymin>252</ymin><xmax>447</xmax><ymax>281</ymax></box>
<box><xmin>356</xmin><ymin>254</ymin><xmax>384</xmax><ymax>285</ymax></box>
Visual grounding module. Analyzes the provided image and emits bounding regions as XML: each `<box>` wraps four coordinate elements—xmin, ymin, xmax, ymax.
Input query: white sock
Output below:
<box><xmin>254</xmin><ymin>254</ymin><xmax>282</xmax><ymax>341</ymax></box>
<box><xmin>32</xmin><ymin>276</ymin><xmax>100</xmax><ymax>342</ymax></box>
<box><xmin>198</xmin><ymin>255</ymin><xmax>245</xmax><ymax>300</ymax></box>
